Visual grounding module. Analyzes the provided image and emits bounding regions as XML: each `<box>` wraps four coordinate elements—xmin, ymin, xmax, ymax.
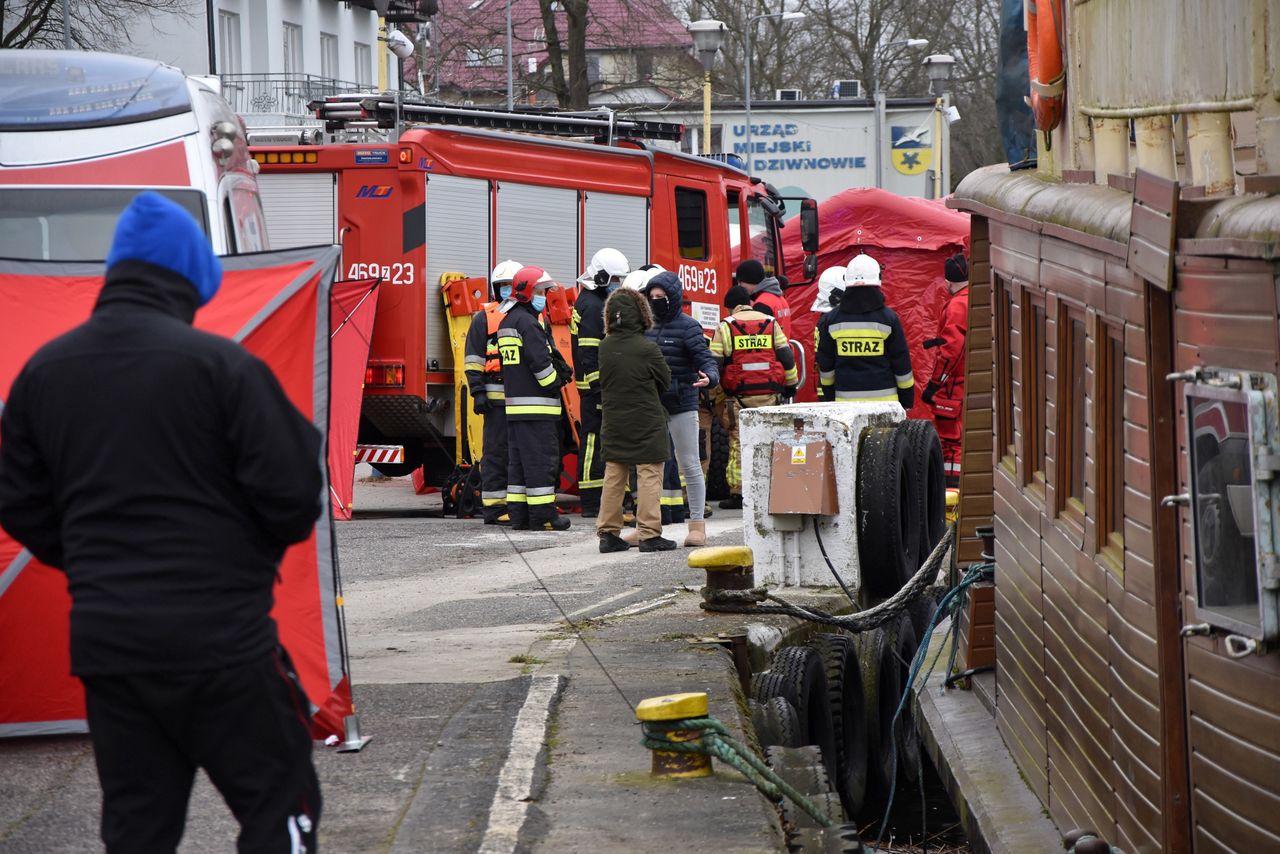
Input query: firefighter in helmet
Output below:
<box><xmin>923</xmin><ymin>252</ymin><xmax>970</xmax><ymax>487</ymax></box>
<box><xmin>711</xmin><ymin>285</ymin><xmax>798</xmax><ymax>509</ymax></box>
<box><xmin>571</xmin><ymin>247</ymin><xmax>629</xmax><ymax>518</ymax></box>
<box><xmin>815</xmin><ymin>253</ymin><xmax>914</xmax><ymax>408</ymax></box>
<box><xmin>463</xmin><ymin>259</ymin><xmax>523</xmax><ymax>524</ymax></box>
<box><xmin>499</xmin><ymin>266</ymin><xmax>572</xmax><ymax>531</ymax></box>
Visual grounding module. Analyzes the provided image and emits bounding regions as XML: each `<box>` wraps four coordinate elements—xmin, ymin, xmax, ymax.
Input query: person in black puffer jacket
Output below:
<box><xmin>641</xmin><ymin>271</ymin><xmax>719</xmax><ymax>546</ymax></box>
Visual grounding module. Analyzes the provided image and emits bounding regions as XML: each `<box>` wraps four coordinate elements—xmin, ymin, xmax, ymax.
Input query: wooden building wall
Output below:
<box><xmin>956</xmin><ymin>217</ymin><xmax>994</xmax><ymax>567</ymax></box>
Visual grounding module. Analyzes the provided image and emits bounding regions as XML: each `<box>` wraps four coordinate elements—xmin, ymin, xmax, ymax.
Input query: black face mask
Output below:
<box><xmin>650</xmin><ymin>295</ymin><xmax>670</xmax><ymax>317</ymax></box>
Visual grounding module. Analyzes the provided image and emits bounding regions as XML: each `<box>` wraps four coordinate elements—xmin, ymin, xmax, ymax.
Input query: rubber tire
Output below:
<box><xmin>856</xmin><ymin>626</ymin><xmax>897</xmax><ymax>807</ymax></box>
<box><xmin>753</xmin><ymin>696</ymin><xmax>802</xmax><ymax>750</ymax></box>
<box><xmin>767</xmin><ymin>746</ymin><xmax>844</xmax><ymax>832</ymax></box>
<box><xmin>887</xmin><ymin>613</ymin><xmax>922</xmax><ymax>784</ymax></box>
<box><xmin>820</xmin><ymin>823</ymin><xmax>866</xmax><ymax>853</ymax></box>
<box><xmin>856</xmin><ymin>426</ymin><xmax>921</xmax><ymax>597</ymax></box>
<box><xmin>898</xmin><ymin>419</ymin><xmax>947</xmax><ymax>567</ymax></box>
<box><xmin>907</xmin><ymin>593</ymin><xmax>939</xmax><ymax>647</ymax></box>
<box><xmin>1196</xmin><ymin>456</ymin><xmax>1254</xmax><ymax>605</ymax></box>
<box><xmin>769</xmin><ymin>646</ymin><xmax>839</xmax><ymax>778</ymax></box>
<box><xmin>808</xmin><ymin>634</ymin><xmax>869</xmax><ymax>819</ymax></box>
<box><xmin>705</xmin><ymin>417</ymin><xmax>731</xmax><ymax>501</ymax></box>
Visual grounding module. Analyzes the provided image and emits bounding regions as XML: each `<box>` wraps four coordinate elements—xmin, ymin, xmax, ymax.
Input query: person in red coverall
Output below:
<box><xmin>923</xmin><ymin>252</ymin><xmax>969</xmax><ymax>487</ymax></box>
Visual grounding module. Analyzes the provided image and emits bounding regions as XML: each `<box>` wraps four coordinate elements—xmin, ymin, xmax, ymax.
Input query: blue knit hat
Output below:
<box><xmin>105</xmin><ymin>191</ymin><xmax>222</xmax><ymax>306</ymax></box>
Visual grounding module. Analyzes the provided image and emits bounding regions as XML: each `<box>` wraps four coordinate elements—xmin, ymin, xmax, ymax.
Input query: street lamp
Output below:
<box><xmin>506</xmin><ymin>0</ymin><xmax>514</xmax><ymax>110</ymax></box>
<box><xmin>744</xmin><ymin>11</ymin><xmax>805</xmax><ymax>165</ymax></box>
<box><xmin>922</xmin><ymin>53</ymin><xmax>955</xmax><ymax>198</ymax></box>
<box><xmin>872</xmin><ymin>37</ymin><xmax>929</xmax><ymax>188</ymax></box>
<box><xmin>688</xmin><ymin>19</ymin><xmax>727</xmax><ymax>155</ymax></box>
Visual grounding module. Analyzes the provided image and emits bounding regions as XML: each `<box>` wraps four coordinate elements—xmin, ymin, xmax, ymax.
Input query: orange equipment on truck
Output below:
<box><xmin>251</xmin><ymin>98</ymin><xmax>820</xmax><ymax>486</ymax></box>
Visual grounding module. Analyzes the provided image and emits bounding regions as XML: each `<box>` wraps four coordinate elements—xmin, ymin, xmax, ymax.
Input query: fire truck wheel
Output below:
<box><xmin>769</xmin><ymin>646</ymin><xmax>839</xmax><ymax>779</ymax></box>
<box><xmin>887</xmin><ymin>614</ymin><xmax>922</xmax><ymax>784</ymax></box>
<box><xmin>856</xmin><ymin>626</ymin><xmax>896</xmax><ymax>806</ymax></box>
<box><xmin>752</xmin><ymin>695</ymin><xmax>802</xmax><ymax>750</ymax></box>
<box><xmin>897</xmin><ymin>419</ymin><xmax>947</xmax><ymax>567</ymax></box>
<box><xmin>856</xmin><ymin>427</ymin><xmax>922</xmax><ymax>596</ymax></box>
<box><xmin>808</xmin><ymin>633</ymin><xmax>869</xmax><ymax>818</ymax></box>
<box><xmin>705</xmin><ymin>418</ymin><xmax>732</xmax><ymax>501</ymax></box>
<box><xmin>1196</xmin><ymin>456</ymin><xmax>1253</xmax><ymax>603</ymax></box>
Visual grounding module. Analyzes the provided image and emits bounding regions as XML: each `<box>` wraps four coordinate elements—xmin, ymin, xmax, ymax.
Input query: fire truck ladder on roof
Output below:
<box><xmin>308</xmin><ymin>96</ymin><xmax>685</xmax><ymax>143</ymax></box>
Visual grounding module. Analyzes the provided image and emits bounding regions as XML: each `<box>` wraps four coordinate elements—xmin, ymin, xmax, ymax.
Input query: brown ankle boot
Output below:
<box><xmin>683</xmin><ymin>520</ymin><xmax>706</xmax><ymax>547</ymax></box>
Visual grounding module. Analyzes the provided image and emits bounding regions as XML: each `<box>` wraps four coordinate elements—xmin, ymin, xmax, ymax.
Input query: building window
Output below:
<box><xmin>636</xmin><ymin>50</ymin><xmax>653</xmax><ymax>81</ymax></box>
<box><xmin>675</xmin><ymin>187</ymin><xmax>708</xmax><ymax>261</ymax></box>
<box><xmin>1097</xmin><ymin>323</ymin><xmax>1126</xmax><ymax>562</ymax></box>
<box><xmin>217</xmin><ymin>11</ymin><xmax>241</xmax><ymax>74</ymax></box>
<box><xmin>283</xmin><ymin>23</ymin><xmax>303</xmax><ymax>76</ymax></box>
<box><xmin>320</xmin><ymin>33</ymin><xmax>338</xmax><ymax>80</ymax></box>
<box><xmin>465</xmin><ymin>47</ymin><xmax>504</xmax><ymax>67</ymax></box>
<box><xmin>354</xmin><ymin>42</ymin><xmax>372</xmax><ymax>87</ymax></box>
<box><xmin>995</xmin><ymin>276</ymin><xmax>1014</xmax><ymax>463</ymax></box>
<box><xmin>1023</xmin><ymin>293</ymin><xmax>1047</xmax><ymax>489</ymax></box>
<box><xmin>1056</xmin><ymin>307</ymin><xmax>1086</xmax><ymax>521</ymax></box>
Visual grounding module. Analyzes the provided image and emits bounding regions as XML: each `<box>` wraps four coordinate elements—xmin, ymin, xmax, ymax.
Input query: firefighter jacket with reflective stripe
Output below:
<box><xmin>463</xmin><ymin>302</ymin><xmax>506</xmax><ymax>401</ymax></box>
<box><xmin>570</xmin><ymin>287</ymin><xmax>606</xmax><ymax>393</ymax></box>
<box><xmin>749</xmin><ymin>279</ymin><xmax>793</xmax><ymax>338</ymax></box>
<box><xmin>710</xmin><ymin>306</ymin><xmax>798</xmax><ymax>395</ymax></box>
<box><xmin>815</xmin><ymin>286</ymin><xmax>914</xmax><ymax>408</ymax></box>
<box><xmin>498</xmin><ymin>302</ymin><xmax>563</xmax><ymax>421</ymax></box>
<box><xmin>927</xmin><ymin>286</ymin><xmax>968</xmax><ymax>419</ymax></box>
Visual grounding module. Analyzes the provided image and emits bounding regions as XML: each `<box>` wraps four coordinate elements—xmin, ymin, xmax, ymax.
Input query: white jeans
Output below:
<box><xmin>667</xmin><ymin>410</ymin><xmax>705</xmax><ymax>521</ymax></box>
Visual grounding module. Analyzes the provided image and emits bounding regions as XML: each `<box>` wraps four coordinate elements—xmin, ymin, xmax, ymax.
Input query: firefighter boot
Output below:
<box><xmin>683</xmin><ymin>521</ymin><xmax>706</xmax><ymax>548</ymax></box>
<box><xmin>541</xmin><ymin>514</ymin><xmax>571</xmax><ymax>532</ymax></box>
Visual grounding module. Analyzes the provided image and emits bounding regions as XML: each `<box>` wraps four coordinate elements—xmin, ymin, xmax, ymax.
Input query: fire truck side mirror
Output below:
<box><xmin>800</xmin><ymin>198</ymin><xmax>819</xmax><ymax>254</ymax></box>
<box><xmin>804</xmin><ymin>255</ymin><xmax>819</xmax><ymax>280</ymax></box>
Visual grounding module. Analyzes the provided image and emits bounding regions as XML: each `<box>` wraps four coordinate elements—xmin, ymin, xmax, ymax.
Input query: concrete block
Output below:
<box><xmin>739</xmin><ymin>402</ymin><xmax>904</xmax><ymax>589</ymax></box>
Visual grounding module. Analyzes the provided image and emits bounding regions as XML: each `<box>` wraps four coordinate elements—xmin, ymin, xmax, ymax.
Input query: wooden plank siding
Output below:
<box><xmin>957</xmin><ymin>217</ymin><xmax>994</xmax><ymax>565</ymax></box>
<box><xmin>1172</xmin><ymin>256</ymin><xmax>1280</xmax><ymax>849</ymax></box>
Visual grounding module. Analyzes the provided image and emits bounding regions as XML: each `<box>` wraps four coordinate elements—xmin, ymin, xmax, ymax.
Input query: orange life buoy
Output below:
<box><xmin>1025</xmin><ymin>0</ymin><xmax>1065</xmax><ymax>133</ymax></box>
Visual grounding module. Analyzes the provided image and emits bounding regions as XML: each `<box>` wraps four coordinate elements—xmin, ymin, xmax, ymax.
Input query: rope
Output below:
<box><xmin>701</xmin><ymin>526</ymin><xmax>957</xmax><ymax>635</ymax></box>
<box><xmin>641</xmin><ymin>717</ymin><xmax>835</xmax><ymax>829</ymax></box>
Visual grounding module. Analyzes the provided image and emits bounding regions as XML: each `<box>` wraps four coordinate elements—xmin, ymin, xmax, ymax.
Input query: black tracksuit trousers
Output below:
<box><xmin>480</xmin><ymin>403</ymin><xmax>509</xmax><ymax>523</ymax></box>
<box><xmin>82</xmin><ymin>648</ymin><xmax>321</xmax><ymax>854</ymax></box>
<box><xmin>575</xmin><ymin>393</ymin><xmax>604</xmax><ymax>514</ymax></box>
<box><xmin>506</xmin><ymin>419</ymin><xmax>561</xmax><ymax>528</ymax></box>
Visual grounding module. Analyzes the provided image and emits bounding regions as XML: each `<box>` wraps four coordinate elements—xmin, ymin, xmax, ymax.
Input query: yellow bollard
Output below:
<box><xmin>636</xmin><ymin>692</ymin><xmax>713</xmax><ymax>779</ymax></box>
<box><xmin>688</xmin><ymin>545</ymin><xmax>755</xmax><ymax>591</ymax></box>
<box><xmin>945</xmin><ymin>488</ymin><xmax>960</xmax><ymax>526</ymax></box>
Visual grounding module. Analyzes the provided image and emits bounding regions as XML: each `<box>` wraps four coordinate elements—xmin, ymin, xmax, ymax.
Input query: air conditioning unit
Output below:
<box><xmin>832</xmin><ymin>79</ymin><xmax>863</xmax><ymax>99</ymax></box>
<box><xmin>775</xmin><ymin>88</ymin><xmax>802</xmax><ymax>101</ymax></box>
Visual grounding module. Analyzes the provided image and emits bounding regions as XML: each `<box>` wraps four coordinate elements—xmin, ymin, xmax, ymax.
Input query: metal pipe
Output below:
<box><xmin>1091</xmin><ymin>116</ymin><xmax>1129</xmax><ymax>183</ymax></box>
<box><xmin>874</xmin><ymin>90</ymin><xmax>886</xmax><ymax>188</ymax></box>
<box><xmin>1186</xmin><ymin>111</ymin><xmax>1235</xmax><ymax>195</ymax></box>
<box><xmin>702</xmin><ymin>70</ymin><xmax>712</xmax><ymax>155</ymax></box>
<box><xmin>1255</xmin><ymin>97</ymin><xmax>1280</xmax><ymax>177</ymax></box>
<box><xmin>506</xmin><ymin>0</ymin><xmax>513</xmax><ymax>111</ymax></box>
<box><xmin>1080</xmin><ymin>98</ymin><xmax>1254</xmax><ymax>118</ymax></box>
<box><xmin>62</xmin><ymin>0</ymin><xmax>70</xmax><ymax>48</ymax></box>
<box><xmin>1134</xmin><ymin>115</ymin><xmax>1175</xmax><ymax>180</ymax></box>
<box><xmin>744</xmin><ymin>24</ymin><xmax>753</xmax><ymax>167</ymax></box>
<box><xmin>206</xmin><ymin>0</ymin><xmax>216</xmax><ymax>73</ymax></box>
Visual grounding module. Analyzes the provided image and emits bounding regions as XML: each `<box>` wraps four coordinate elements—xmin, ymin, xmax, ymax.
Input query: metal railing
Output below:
<box><xmin>220</xmin><ymin>73</ymin><xmax>368</xmax><ymax>119</ymax></box>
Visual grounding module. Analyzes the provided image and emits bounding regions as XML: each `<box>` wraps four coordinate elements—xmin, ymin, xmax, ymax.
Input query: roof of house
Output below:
<box><xmin>425</xmin><ymin>0</ymin><xmax>691</xmax><ymax>93</ymax></box>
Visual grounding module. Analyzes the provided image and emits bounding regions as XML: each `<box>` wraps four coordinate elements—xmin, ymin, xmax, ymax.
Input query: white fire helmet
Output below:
<box><xmin>843</xmin><ymin>253</ymin><xmax>882</xmax><ymax>287</ymax></box>
<box><xmin>811</xmin><ymin>265</ymin><xmax>847</xmax><ymax>313</ymax></box>
<box><xmin>623</xmin><ymin>264</ymin><xmax>665</xmax><ymax>290</ymax></box>
<box><xmin>490</xmin><ymin>259</ymin><xmax>523</xmax><ymax>285</ymax></box>
<box><xmin>577</xmin><ymin>247</ymin><xmax>630</xmax><ymax>289</ymax></box>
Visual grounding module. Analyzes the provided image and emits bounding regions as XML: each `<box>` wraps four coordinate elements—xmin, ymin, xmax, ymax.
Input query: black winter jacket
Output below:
<box><xmin>498</xmin><ymin>301</ymin><xmax>564</xmax><ymax>421</ymax></box>
<box><xmin>642</xmin><ymin>273</ymin><xmax>719</xmax><ymax>414</ymax></box>
<box><xmin>815</xmin><ymin>285</ymin><xmax>914</xmax><ymax>408</ymax></box>
<box><xmin>0</xmin><ymin>262</ymin><xmax>323</xmax><ymax>676</ymax></box>
<box><xmin>570</xmin><ymin>287</ymin><xmax>607</xmax><ymax>394</ymax></box>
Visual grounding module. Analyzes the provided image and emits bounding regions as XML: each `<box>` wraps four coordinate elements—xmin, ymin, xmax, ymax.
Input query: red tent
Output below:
<box><xmin>329</xmin><ymin>279</ymin><xmax>380</xmax><ymax>521</ymax></box>
<box><xmin>780</xmin><ymin>188</ymin><xmax>969</xmax><ymax>415</ymax></box>
<box><xmin>0</xmin><ymin>247</ymin><xmax>353</xmax><ymax>739</ymax></box>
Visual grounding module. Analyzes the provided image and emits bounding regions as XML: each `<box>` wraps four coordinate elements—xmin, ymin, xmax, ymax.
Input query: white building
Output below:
<box><xmin>127</xmin><ymin>0</ymin><xmax>392</xmax><ymax>127</ymax></box>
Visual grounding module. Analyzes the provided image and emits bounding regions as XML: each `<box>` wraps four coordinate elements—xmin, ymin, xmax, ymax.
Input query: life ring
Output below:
<box><xmin>1026</xmin><ymin>0</ymin><xmax>1066</xmax><ymax>133</ymax></box>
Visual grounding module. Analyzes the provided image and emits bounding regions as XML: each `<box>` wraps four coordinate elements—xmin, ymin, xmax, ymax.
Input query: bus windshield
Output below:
<box><xmin>0</xmin><ymin>50</ymin><xmax>192</xmax><ymax>132</ymax></box>
<box><xmin>0</xmin><ymin>188</ymin><xmax>209</xmax><ymax>261</ymax></box>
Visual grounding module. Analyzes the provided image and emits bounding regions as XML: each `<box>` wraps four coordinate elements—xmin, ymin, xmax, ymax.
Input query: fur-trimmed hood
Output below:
<box><xmin>604</xmin><ymin>286</ymin><xmax>654</xmax><ymax>334</ymax></box>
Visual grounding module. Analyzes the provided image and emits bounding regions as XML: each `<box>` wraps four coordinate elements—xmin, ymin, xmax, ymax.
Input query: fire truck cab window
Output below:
<box><xmin>0</xmin><ymin>188</ymin><xmax>208</xmax><ymax>261</ymax></box>
<box><xmin>746</xmin><ymin>195</ymin><xmax>778</xmax><ymax>274</ymax></box>
<box><xmin>675</xmin><ymin>187</ymin><xmax>708</xmax><ymax>260</ymax></box>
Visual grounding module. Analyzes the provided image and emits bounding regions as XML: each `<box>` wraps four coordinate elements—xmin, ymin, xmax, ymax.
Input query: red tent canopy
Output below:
<box><xmin>0</xmin><ymin>248</ymin><xmax>353</xmax><ymax>739</ymax></box>
<box><xmin>780</xmin><ymin>188</ymin><xmax>970</xmax><ymax>414</ymax></box>
<box><xmin>329</xmin><ymin>279</ymin><xmax>380</xmax><ymax>521</ymax></box>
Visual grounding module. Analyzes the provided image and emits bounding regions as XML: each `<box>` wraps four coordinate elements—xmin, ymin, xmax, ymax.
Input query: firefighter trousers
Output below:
<box><xmin>724</xmin><ymin>393</ymin><xmax>780</xmax><ymax>496</ymax></box>
<box><xmin>507</xmin><ymin>419</ymin><xmax>561</xmax><ymax>528</ymax></box>
<box><xmin>480</xmin><ymin>402</ymin><xmax>509</xmax><ymax>523</ymax></box>
<box><xmin>935</xmin><ymin>415</ymin><xmax>962</xmax><ymax>488</ymax></box>
<box><xmin>82</xmin><ymin>647</ymin><xmax>321</xmax><ymax>854</ymax></box>
<box><xmin>575</xmin><ymin>393</ymin><xmax>604</xmax><ymax>514</ymax></box>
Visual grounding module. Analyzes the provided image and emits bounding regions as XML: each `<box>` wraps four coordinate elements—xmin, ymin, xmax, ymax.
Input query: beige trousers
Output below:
<box><xmin>597</xmin><ymin>461</ymin><xmax>663</xmax><ymax>540</ymax></box>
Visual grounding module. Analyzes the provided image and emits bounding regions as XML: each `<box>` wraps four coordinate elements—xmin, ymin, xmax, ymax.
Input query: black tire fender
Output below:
<box><xmin>856</xmin><ymin>626</ymin><xmax>897</xmax><ymax>805</ymax></box>
<box><xmin>897</xmin><ymin>419</ymin><xmax>947</xmax><ymax>567</ymax></box>
<box><xmin>887</xmin><ymin>613</ymin><xmax>922</xmax><ymax>783</ymax></box>
<box><xmin>770</xmin><ymin>645</ymin><xmax>839</xmax><ymax>780</ymax></box>
<box><xmin>856</xmin><ymin>426</ymin><xmax>922</xmax><ymax>597</ymax></box>
<box><xmin>808</xmin><ymin>633</ymin><xmax>869</xmax><ymax>819</ymax></box>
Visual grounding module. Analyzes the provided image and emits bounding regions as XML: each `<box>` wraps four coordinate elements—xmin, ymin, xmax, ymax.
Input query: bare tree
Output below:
<box><xmin>2</xmin><ymin>0</ymin><xmax>197</xmax><ymax>50</ymax></box>
<box><xmin>537</xmin><ymin>0</ymin><xmax>589</xmax><ymax>108</ymax></box>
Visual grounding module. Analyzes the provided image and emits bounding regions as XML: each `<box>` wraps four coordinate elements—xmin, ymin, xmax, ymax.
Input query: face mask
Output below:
<box><xmin>498</xmin><ymin>285</ymin><xmax>512</xmax><ymax>300</ymax></box>
<box><xmin>531</xmin><ymin>294</ymin><xmax>547</xmax><ymax>313</ymax></box>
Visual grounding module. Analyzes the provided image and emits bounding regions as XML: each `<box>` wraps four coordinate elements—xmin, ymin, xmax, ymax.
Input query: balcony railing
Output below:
<box><xmin>220</xmin><ymin>73</ymin><xmax>369</xmax><ymax>120</ymax></box>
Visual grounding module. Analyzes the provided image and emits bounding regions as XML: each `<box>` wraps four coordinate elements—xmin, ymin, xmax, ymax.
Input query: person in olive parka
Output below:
<box><xmin>595</xmin><ymin>287</ymin><xmax>675</xmax><ymax>553</ymax></box>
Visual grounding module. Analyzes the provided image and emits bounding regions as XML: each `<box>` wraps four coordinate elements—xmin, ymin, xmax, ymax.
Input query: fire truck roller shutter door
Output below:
<box><xmin>496</xmin><ymin>183</ymin><xmax>580</xmax><ymax>288</ymax></box>
<box><xmin>422</xmin><ymin>175</ymin><xmax>492</xmax><ymax>373</ymax></box>
<box><xmin>255</xmin><ymin>173</ymin><xmax>337</xmax><ymax>249</ymax></box>
<box><xmin>584</xmin><ymin>192</ymin><xmax>649</xmax><ymax>273</ymax></box>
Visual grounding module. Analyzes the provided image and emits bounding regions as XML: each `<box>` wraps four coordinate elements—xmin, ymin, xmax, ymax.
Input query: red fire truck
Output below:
<box><xmin>251</xmin><ymin>98</ymin><xmax>818</xmax><ymax>481</ymax></box>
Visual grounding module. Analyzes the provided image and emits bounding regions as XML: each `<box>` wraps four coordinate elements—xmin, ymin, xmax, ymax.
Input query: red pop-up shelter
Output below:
<box><xmin>780</xmin><ymin>188</ymin><xmax>969</xmax><ymax>416</ymax></box>
<box><xmin>0</xmin><ymin>247</ymin><xmax>355</xmax><ymax>739</ymax></box>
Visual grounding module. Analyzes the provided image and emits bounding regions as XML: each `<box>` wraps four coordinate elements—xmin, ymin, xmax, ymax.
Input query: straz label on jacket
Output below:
<box><xmin>733</xmin><ymin>334</ymin><xmax>773</xmax><ymax>350</ymax></box>
<box><xmin>499</xmin><ymin>344</ymin><xmax>521</xmax><ymax>364</ymax></box>
<box><xmin>837</xmin><ymin>338</ymin><xmax>884</xmax><ymax>356</ymax></box>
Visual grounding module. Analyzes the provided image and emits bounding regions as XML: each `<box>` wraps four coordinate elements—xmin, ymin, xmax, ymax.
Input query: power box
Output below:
<box><xmin>768</xmin><ymin>438</ymin><xmax>838</xmax><ymax>516</ymax></box>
